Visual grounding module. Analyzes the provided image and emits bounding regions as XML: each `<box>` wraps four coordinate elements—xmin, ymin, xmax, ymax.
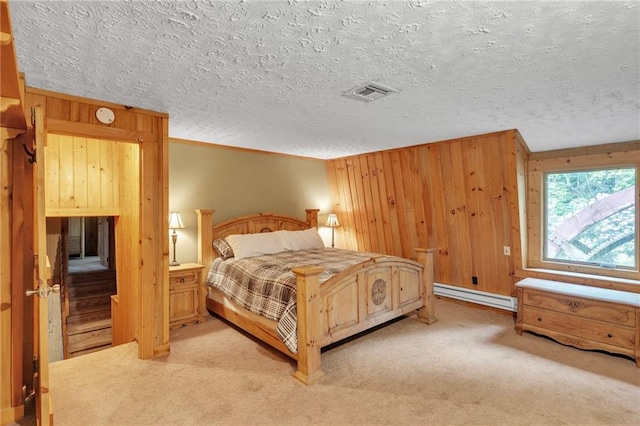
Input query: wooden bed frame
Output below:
<box><xmin>196</xmin><ymin>208</ymin><xmax>436</xmax><ymax>385</ymax></box>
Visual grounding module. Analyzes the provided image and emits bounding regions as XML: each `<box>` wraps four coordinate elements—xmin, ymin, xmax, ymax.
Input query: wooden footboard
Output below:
<box><xmin>291</xmin><ymin>249</ymin><xmax>435</xmax><ymax>384</ymax></box>
<box><xmin>196</xmin><ymin>208</ymin><xmax>435</xmax><ymax>385</ymax></box>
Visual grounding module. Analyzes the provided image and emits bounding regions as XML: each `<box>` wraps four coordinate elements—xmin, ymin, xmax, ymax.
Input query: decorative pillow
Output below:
<box><xmin>212</xmin><ymin>238</ymin><xmax>234</xmax><ymax>260</ymax></box>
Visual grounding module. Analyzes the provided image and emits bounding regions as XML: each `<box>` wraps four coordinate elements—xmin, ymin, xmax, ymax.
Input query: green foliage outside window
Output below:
<box><xmin>544</xmin><ymin>168</ymin><xmax>637</xmax><ymax>269</ymax></box>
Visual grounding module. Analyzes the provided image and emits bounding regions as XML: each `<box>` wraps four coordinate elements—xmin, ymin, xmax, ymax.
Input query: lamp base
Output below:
<box><xmin>169</xmin><ymin>260</ymin><xmax>180</xmax><ymax>267</ymax></box>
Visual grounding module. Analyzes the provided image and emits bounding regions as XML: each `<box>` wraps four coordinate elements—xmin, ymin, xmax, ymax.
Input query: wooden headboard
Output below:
<box><xmin>196</xmin><ymin>209</ymin><xmax>319</xmax><ymax>268</ymax></box>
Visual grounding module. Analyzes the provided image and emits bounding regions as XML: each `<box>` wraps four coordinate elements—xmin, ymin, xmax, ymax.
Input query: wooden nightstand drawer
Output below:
<box><xmin>523</xmin><ymin>289</ymin><xmax>636</xmax><ymax>326</ymax></box>
<box><xmin>170</xmin><ymin>270</ymin><xmax>199</xmax><ymax>287</ymax></box>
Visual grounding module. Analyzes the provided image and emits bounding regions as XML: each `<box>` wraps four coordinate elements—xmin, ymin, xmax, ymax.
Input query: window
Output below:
<box><xmin>543</xmin><ymin>167</ymin><xmax>637</xmax><ymax>271</ymax></box>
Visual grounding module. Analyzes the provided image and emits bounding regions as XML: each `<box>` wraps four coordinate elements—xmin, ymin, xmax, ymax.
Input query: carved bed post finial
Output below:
<box><xmin>196</xmin><ymin>209</ymin><xmax>215</xmax><ymax>267</ymax></box>
<box><xmin>305</xmin><ymin>209</ymin><xmax>319</xmax><ymax>229</ymax></box>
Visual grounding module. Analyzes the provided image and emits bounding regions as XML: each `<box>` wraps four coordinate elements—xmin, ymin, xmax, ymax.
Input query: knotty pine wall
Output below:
<box><xmin>326</xmin><ymin>129</ymin><xmax>529</xmax><ymax>297</ymax></box>
<box><xmin>44</xmin><ymin>135</ymin><xmax>121</xmax><ymax>216</ymax></box>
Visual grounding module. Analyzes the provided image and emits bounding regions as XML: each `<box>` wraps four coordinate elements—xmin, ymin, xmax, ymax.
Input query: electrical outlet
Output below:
<box><xmin>472</xmin><ymin>276</ymin><xmax>478</xmax><ymax>285</ymax></box>
<box><xmin>503</xmin><ymin>246</ymin><xmax>511</xmax><ymax>256</ymax></box>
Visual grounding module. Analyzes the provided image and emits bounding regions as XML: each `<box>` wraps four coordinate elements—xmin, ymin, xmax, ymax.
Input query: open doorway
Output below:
<box><xmin>48</xmin><ymin>216</ymin><xmax>117</xmax><ymax>361</ymax></box>
<box><xmin>68</xmin><ymin>216</ymin><xmax>112</xmax><ymax>273</ymax></box>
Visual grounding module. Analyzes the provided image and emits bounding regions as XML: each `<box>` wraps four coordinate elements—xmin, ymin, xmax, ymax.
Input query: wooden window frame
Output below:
<box><xmin>527</xmin><ymin>147</ymin><xmax>640</xmax><ymax>281</ymax></box>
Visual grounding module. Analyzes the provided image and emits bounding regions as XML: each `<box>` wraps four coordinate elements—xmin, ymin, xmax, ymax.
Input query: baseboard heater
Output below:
<box><xmin>434</xmin><ymin>282</ymin><xmax>518</xmax><ymax>312</ymax></box>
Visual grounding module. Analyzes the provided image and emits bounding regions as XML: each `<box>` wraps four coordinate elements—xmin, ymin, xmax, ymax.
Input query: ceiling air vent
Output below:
<box><xmin>343</xmin><ymin>81</ymin><xmax>398</xmax><ymax>102</ymax></box>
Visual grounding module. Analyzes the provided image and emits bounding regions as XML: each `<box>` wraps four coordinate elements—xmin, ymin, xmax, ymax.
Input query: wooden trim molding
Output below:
<box><xmin>526</xmin><ymin>147</ymin><xmax>640</xmax><ymax>282</ymax></box>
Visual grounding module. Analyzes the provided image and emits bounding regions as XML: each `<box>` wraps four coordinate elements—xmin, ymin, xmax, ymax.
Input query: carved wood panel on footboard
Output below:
<box><xmin>319</xmin><ymin>258</ymin><xmax>425</xmax><ymax>346</ymax></box>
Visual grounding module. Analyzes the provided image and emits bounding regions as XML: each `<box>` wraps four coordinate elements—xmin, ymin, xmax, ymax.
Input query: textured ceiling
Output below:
<box><xmin>9</xmin><ymin>0</ymin><xmax>640</xmax><ymax>159</ymax></box>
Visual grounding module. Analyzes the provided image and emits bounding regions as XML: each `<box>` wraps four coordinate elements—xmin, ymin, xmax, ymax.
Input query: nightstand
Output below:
<box><xmin>169</xmin><ymin>263</ymin><xmax>205</xmax><ymax>329</ymax></box>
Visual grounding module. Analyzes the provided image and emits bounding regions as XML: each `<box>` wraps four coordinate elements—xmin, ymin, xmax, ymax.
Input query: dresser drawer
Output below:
<box><xmin>523</xmin><ymin>289</ymin><xmax>636</xmax><ymax>326</ymax></box>
<box><xmin>523</xmin><ymin>306</ymin><xmax>635</xmax><ymax>350</ymax></box>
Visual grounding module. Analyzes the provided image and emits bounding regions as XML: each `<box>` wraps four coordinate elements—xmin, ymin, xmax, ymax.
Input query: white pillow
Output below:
<box><xmin>225</xmin><ymin>231</ymin><xmax>287</xmax><ymax>260</ymax></box>
<box><xmin>225</xmin><ymin>228</ymin><xmax>325</xmax><ymax>260</ymax></box>
<box><xmin>281</xmin><ymin>228</ymin><xmax>325</xmax><ymax>251</ymax></box>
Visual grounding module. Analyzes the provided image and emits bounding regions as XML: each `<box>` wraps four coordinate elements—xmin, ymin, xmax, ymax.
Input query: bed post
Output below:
<box><xmin>305</xmin><ymin>208</ymin><xmax>319</xmax><ymax>228</ymax></box>
<box><xmin>415</xmin><ymin>248</ymin><xmax>437</xmax><ymax>324</ymax></box>
<box><xmin>291</xmin><ymin>265</ymin><xmax>325</xmax><ymax>385</ymax></box>
<box><xmin>196</xmin><ymin>209</ymin><xmax>215</xmax><ymax>268</ymax></box>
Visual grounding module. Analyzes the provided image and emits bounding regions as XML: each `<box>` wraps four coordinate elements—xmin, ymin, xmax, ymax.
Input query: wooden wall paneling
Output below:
<box><xmin>407</xmin><ymin>148</ymin><xmax>429</xmax><ymax>255</ymax></box>
<box><xmin>343</xmin><ymin>160</ymin><xmax>360</xmax><ymax>250</ymax></box>
<box><xmin>326</xmin><ymin>160</ymin><xmax>356</xmax><ymax>249</ymax></box>
<box><xmin>380</xmin><ymin>152</ymin><xmax>403</xmax><ymax>257</ymax></box>
<box><xmin>57</xmin><ymin>135</ymin><xmax>74</xmax><ymax>211</ymax></box>
<box><xmin>85</xmin><ymin>137</ymin><xmax>101</xmax><ymax>209</ymax></box>
<box><xmin>438</xmin><ymin>143</ymin><xmax>469</xmax><ymax>287</ymax></box>
<box><xmin>424</xmin><ymin>145</ymin><xmax>450</xmax><ymax>282</ymax></box>
<box><xmin>100</xmin><ymin>138</ymin><xmax>118</xmax><ymax>212</ymax></box>
<box><xmin>365</xmin><ymin>154</ymin><xmax>388</xmax><ymax>253</ymax></box>
<box><xmin>372</xmin><ymin>152</ymin><xmax>396</xmax><ymax>256</ymax></box>
<box><xmin>447</xmin><ymin>140</ymin><xmax>474</xmax><ymax>289</ymax></box>
<box><xmin>490</xmin><ymin>134</ymin><xmax>514</xmax><ymax>295</ymax></box>
<box><xmin>474</xmin><ymin>136</ymin><xmax>505</xmax><ymax>293</ymax></box>
<box><xmin>398</xmin><ymin>150</ymin><xmax>420</xmax><ymax>258</ymax></box>
<box><xmin>349</xmin><ymin>158</ymin><xmax>371</xmax><ymax>252</ymax></box>
<box><xmin>44</xmin><ymin>134</ymin><xmax>60</xmax><ymax>213</ymax></box>
<box><xmin>72</xmin><ymin>137</ymin><xmax>88</xmax><ymax>209</ymax></box>
<box><xmin>417</xmin><ymin>146</ymin><xmax>436</xmax><ymax>254</ymax></box>
<box><xmin>325</xmin><ymin>160</ymin><xmax>344</xmax><ymax>248</ymax></box>
<box><xmin>389</xmin><ymin>150</ymin><xmax>413</xmax><ymax>259</ymax></box>
<box><xmin>44</xmin><ymin>135</ymin><xmax>120</xmax><ymax>216</ymax></box>
<box><xmin>461</xmin><ymin>139</ymin><xmax>481</xmax><ymax>288</ymax></box>
<box><xmin>358</xmin><ymin>155</ymin><xmax>380</xmax><ymax>253</ymax></box>
<box><xmin>68</xmin><ymin>99</ymin><xmax>91</xmax><ymax>124</ymax></box>
<box><xmin>325</xmin><ymin>130</ymin><xmax>528</xmax><ymax>298</ymax></box>
<box><xmin>46</xmin><ymin>96</ymin><xmax>70</xmax><ymax>121</ymax></box>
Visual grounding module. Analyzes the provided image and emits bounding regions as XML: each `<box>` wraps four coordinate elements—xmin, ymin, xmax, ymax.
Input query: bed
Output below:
<box><xmin>196</xmin><ymin>208</ymin><xmax>436</xmax><ymax>385</ymax></box>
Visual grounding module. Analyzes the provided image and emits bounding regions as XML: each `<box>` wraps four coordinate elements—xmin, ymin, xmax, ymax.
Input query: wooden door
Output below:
<box><xmin>27</xmin><ymin>107</ymin><xmax>55</xmax><ymax>425</ymax></box>
<box><xmin>84</xmin><ymin>217</ymin><xmax>99</xmax><ymax>256</ymax></box>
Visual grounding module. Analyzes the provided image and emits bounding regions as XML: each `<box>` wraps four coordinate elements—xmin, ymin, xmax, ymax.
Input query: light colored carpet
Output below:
<box><xmin>49</xmin><ymin>298</ymin><xmax>640</xmax><ymax>425</ymax></box>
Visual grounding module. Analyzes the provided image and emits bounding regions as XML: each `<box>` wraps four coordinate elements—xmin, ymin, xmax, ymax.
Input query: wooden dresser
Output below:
<box><xmin>515</xmin><ymin>278</ymin><xmax>640</xmax><ymax>367</ymax></box>
<box><xmin>169</xmin><ymin>263</ymin><xmax>205</xmax><ymax>329</ymax></box>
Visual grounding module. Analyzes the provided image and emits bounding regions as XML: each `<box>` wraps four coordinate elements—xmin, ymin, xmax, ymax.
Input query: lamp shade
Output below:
<box><xmin>168</xmin><ymin>212</ymin><xmax>185</xmax><ymax>230</ymax></box>
<box><xmin>325</xmin><ymin>213</ymin><xmax>340</xmax><ymax>228</ymax></box>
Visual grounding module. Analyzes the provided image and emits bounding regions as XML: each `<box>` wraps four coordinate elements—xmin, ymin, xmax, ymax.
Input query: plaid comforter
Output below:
<box><xmin>205</xmin><ymin>248</ymin><xmax>382</xmax><ymax>353</ymax></box>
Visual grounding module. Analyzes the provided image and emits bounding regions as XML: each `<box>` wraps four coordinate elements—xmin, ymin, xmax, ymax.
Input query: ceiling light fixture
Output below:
<box><xmin>343</xmin><ymin>81</ymin><xmax>399</xmax><ymax>102</ymax></box>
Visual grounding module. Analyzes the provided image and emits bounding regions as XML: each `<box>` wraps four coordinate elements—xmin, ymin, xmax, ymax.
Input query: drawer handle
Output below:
<box><xmin>566</xmin><ymin>300</ymin><xmax>584</xmax><ymax>312</ymax></box>
<box><xmin>537</xmin><ymin>317</ymin><xmax>542</xmax><ymax>322</ymax></box>
<box><xmin>178</xmin><ymin>277</ymin><xmax>185</xmax><ymax>283</ymax></box>
<box><xmin>607</xmin><ymin>333</ymin><xmax>613</xmax><ymax>338</ymax></box>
